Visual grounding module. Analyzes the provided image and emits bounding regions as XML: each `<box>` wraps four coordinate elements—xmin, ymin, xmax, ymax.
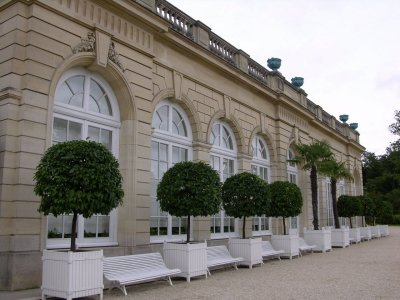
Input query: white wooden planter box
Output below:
<box><xmin>370</xmin><ymin>226</ymin><xmax>381</xmax><ymax>238</ymax></box>
<box><xmin>271</xmin><ymin>235</ymin><xmax>299</xmax><ymax>260</ymax></box>
<box><xmin>378</xmin><ymin>225</ymin><xmax>389</xmax><ymax>236</ymax></box>
<box><xmin>163</xmin><ymin>242</ymin><xmax>207</xmax><ymax>282</ymax></box>
<box><xmin>331</xmin><ymin>227</ymin><xmax>350</xmax><ymax>248</ymax></box>
<box><xmin>303</xmin><ymin>227</ymin><xmax>332</xmax><ymax>252</ymax></box>
<box><xmin>42</xmin><ymin>249</ymin><xmax>103</xmax><ymax>300</ymax></box>
<box><xmin>360</xmin><ymin>227</ymin><xmax>372</xmax><ymax>241</ymax></box>
<box><xmin>228</xmin><ymin>238</ymin><xmax>262</xmax><ymax>268</ymax></box>
<box><xmin>349</xmin><ymin>228</ymin><xmax>361</xmax><ymax>243</ymax></box>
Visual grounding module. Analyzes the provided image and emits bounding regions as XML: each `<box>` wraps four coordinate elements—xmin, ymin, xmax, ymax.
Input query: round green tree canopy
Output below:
<box><xmin>156</xmin><ymin>161</ymin><xmax>221</xmax><ymax>217</ymax></box>
<box><xmin>269</xmin><ymin>181</ymin><xmax>303</xmax><ymax>218</ymax></box>
<box><xmin>35</xmin><ymin>140</ymin><xmax>124</xmax><ymax>218</ymax></box>
<box><xmin>222</xmin><ymin>172</ymin><xmax>270</xmax><ymax>218</ymax></box>
<box><xmin>337</xmin><ymin>195</ymin><xmax>362</xmax><ymax>218</ymax></box>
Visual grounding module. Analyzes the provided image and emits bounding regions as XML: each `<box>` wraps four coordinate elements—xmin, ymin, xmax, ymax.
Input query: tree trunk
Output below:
<box><xmin>349</xmin><ymin>217</ymin><xmax>353</xmax><ymax>229</ymax></box>
<box><xmin>71</xmin><ymin>212</ymin><xmax>78</xmax><ymax>251</ymax></box>
<box><xmin>331</xmin><ymin>178</ymin><xmax>340</xmax><ymax>229</ymax></box>
<box><xmin>186</xmin><ymin>215</ymin><xmax>191</xmax><ymax>243</ymax></box>
<box><xmin>311</xmin><ymin>166</ymin><xmax>319</xmax><ymax>230</ymax></box>
<box><xmin>242</xmin><ymin>217</ymin><xmax>246</xmax><ymax>239</ymax></box>
<box><xmin>282</xmin><ymin>217</ymin><xmax>286</xmax><ymax>235</ymax></box>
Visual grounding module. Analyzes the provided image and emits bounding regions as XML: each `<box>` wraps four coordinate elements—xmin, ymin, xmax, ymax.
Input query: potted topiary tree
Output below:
<box><xmin>35</xmin><ymin>140</ymin><xmax>124</xmax><ymax>300</ymax></box>
<box><xmin>221</xmin><ymin>172</ymin><xmax>270</xmax><ymax>268</ymax></box>
<box><xmin>359</xmin><ymin>195</ymin><xmax>374</xmax><ymax>240</ymax></box>
<box><xmin>157</xmin><ymin>161</ymin><xmax>221</xmax><ymax>282</ymax></box>
<box><xmin>337</xmin><ymin>195</ymin><xmax>362</xmax><ymax>229</ymax></box>
<box><xmin>268</xmin><ymin>181</ymin><xmax>303</xmax><ymax>259</ymax></box>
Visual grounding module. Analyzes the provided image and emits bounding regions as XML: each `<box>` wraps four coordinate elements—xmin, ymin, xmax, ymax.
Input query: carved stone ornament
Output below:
<box><xmin>108</xmin><ymin>42</ymin><xmax>124</xmax><ymax>71</ymax></box>
<box><xmin>73</xmin><ymin>32</ymin><xmax>95</xmax><ymax>54</ymax></box>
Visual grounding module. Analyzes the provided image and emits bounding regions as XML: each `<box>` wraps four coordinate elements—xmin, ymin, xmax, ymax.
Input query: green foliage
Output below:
<box><xmin>269</xmin><ymin>181</ymin><xmax>302</xmax><ymax>234</ymax></box>
<box><xmin>319</xmin><ymin>159</ymin><xmax>353</xmax><ymax>182</ymax></box>
<box><xmin>157</xmin><ymin>161</ymin><xmax>221</xmax><ymax>242</ymax></box>
<box><xmin>359</xmin><ymin>195</ymin><xmax>375</xmax><ymax>218</ymax></box>
<box><xmin>269</xmin><ymin>181</ymin><xmax>303</xmax><ymax>218</ymax></box>
<box><xmin>222</xmin><ymin>172</ymin><xmax>270</xmax><ymax>238</ymax></box>
<box><xmin>35</xmin><ymin>140</ymin><xmax>124</xmax><ymax>217</ymax></box>
<box><xmin>291</xmin><ymin>140</ymin><xmax>333</xmax><ymax>230</ymax></box>
<box><xmin>376</xmin><ymin>201</ymin><xmax>393</xmax><ymax>224</ymax></box>
<box><xmin>337</xmin><ymin>195</ymin><xmax>361</xmax><ymax>219</ymax></box>
<box><xmin>34</xmin><ymin>140</ymin><xmax>124</xmax><ymax>250</ymax></box>
<box><xmin>157</xmin><ymin>161</ymin><xmax>221</xmax><ymax>217</ymax></box>
<box><xmin>291</xmin><ymin>140</ymin><xmax>334</xmax><ymax>171</ymax></box>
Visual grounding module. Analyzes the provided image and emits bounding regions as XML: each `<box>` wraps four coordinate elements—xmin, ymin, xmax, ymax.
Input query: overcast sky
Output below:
<box><xmin>168</xmin><ymin>0</ymin><xmax>400</xmax><ymax>155</ymax></box>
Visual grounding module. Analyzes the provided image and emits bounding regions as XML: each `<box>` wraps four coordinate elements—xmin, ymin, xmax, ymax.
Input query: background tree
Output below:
<box><xmin>337</xmin><ymin>195</ymin><xmax>361</xmax><ymax>228</ymax></box>
<box><xmin>291</xmin><ymin>140</ymin><xmax>334</xmax><ymax>230</ymax></box>
<box><xmin>359</xmin><ymin>195</ymin><xmax>375</xmax><ymax>227</ymax></box>
<box><xmin>320</xmin><ymin>159</ymin><xmax>353</xmax><ymax>228</ymax></box>
<box><xmin>222</xmin><ymin>172</ymin><xmax>270</xmax><ymax>239</ymax></box>
<box><xmin>268</xmin><ymin>181</ymin><xmax>303</xmax><ymax>235</ymax></box>
<box><xmin>157</xmin><ymin>161</ymin><xmax>221</xmax><ymax>243</ymax></box>
<box><xmin>362</xmin><ymin>110</ymin><xmax>400</xmax><ymax>224</ymax></box>
<box><xmin>35</xmin><ymin>140</ymin><xmax>124</xmax><ymax>251</ymax></box>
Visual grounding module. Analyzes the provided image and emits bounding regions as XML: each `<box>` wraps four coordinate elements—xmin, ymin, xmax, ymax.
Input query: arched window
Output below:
<box><xmin>209</xmin><ymin>121</ymin><xmax>237</xmax><ymax>238</ymax></box>
<box><xmin>251</xmin><ymin>135</ymin><xmax>271</xmax><ymax>235</ymax></box>
<box><xmin>287</xmin><ymin>147</ymin><xmax>299</xmax><ymax>231</ymax></box>
<box><xmin>150</xmin><ymin>100</ymin><xmax>192</xmax><ymax>242</ymax></box>
<box><xmin>48</xmin><ymin>68</ymin><xmax>120</xmax><ymax>249</ymax></box>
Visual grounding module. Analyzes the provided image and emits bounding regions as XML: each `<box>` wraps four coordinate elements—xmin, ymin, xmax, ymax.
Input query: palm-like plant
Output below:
<box><xmin>319</xmin><ymin>159</ymin><xmax>353</xmax><ymax>228</ymax></box>
<box><xmin>291</xmin><ymin>140</ymin><xmax>334</xmax><ymax>230</ymax></box>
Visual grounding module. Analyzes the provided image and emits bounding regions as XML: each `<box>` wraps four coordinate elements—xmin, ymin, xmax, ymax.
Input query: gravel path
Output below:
<box><xmin>104</xmin><ymin>226</ymin><xmax>400</xmax><ymax>300</ymax></box>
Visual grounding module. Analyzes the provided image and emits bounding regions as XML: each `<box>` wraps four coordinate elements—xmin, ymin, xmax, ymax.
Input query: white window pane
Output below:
<box><xmin>151</xmin><ymin>141</ymin><xmax>159</xmax><ymax>161</ymax></box>
<box><xmin>89</xmin><ymin>79</ymin><xmax>112</xmax><ymax>116</ymax></box>
<box><xmin>97</xmin><ymin>216</ymin><xmax>110</xmax><ymax>237</ymax></box>
<box><xmin>88</xmin><ymin>126</ymin><xmax>100</xmax><ymax>142</ymax></box>
<box><xmin>211</xmin><ymin>124</ymin><xmax>220</xmax><ymax>146</ymax></box>
<box><xmin>68</xmin><ymin>121</ymin><xmax>82</xmax><ymax>141</ymax></box>
<box><xmin>172</xmin><ymin>108</ymin><xmax>187</xmax><ymax>136</ymax></box>
<box><xmin>56</xmin><ymin>75</ymin><xmax>84</xmax><ymax>108</ymax></box>
<box><xmin>251</xmin><ymin>165</ymin><xmax>257</xmax><ymax>175</ymax></box>
<box><xmin>63</xmin><ymin>215</ymin><xmax>73</xmax><ymax>238</ymax></box>
<box><xmin>100</xmin><ymin>128</ymin><xmax>112</xmax><ymax>151</ymax></box>
<box><xmin>222</xmin><ymin>126</ymin><xmax>233</xmax><ymax>149</ymax></box>
<box><xmin>153</xmin><ymin>105</ymin><xmax>169</xmax><ymax>131</ymax></box>
<box><xmin>159</xmin><ymin>162</ymin><xmax>168</xmax><ymax>179</ymax></box>
<box><xmin>259</xmin><ymin>139</ymin><xmax>267</xmax><ymax>159</ymax></box>
<box><xmin>52</xmin><ymin>118</ymin><xmax>67</xmax><ymax>143</ymax></box>
<box><xmin>84</xmin><ymin>216</ymin><xmax>97</xmax><ymax>237</ymax></box>
<box><xmin>48</xmin><ymin>214</ymin><xmax>63</xmax><ymax>238</ymax></box>
<box><xmin>159</xmin><ymin>143</ymin><xmax>168</xmax><ymax>162</ymax></box>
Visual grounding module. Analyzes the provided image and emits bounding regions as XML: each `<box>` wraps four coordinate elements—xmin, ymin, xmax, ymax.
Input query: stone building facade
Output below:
<box><xmin>0</xmin><ymin>0</ymin><xmax>364</xmax><ymax>290</ymax></box>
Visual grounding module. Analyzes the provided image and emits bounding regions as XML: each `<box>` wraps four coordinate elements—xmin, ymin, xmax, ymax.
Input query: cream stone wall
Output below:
<box><xmin>0</xmin><ymin>0</ymin><xmax>364</xmax><ymax>290</ymax></box>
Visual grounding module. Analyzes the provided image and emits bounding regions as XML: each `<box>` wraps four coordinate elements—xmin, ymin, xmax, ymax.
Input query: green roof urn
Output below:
<box><xmin>339</xmin><ymin>115</ymin><xmax>349</xmax><ymax>123</ymax></box>
<box><xmin>291</xmin><ymin>77</ymin><xmax>304</xmax><ymax>88</ymax></box>
<box><xmin>267</xmin><ymin>57</ymin><xmax>281</xmax><ymax>71</ymax></box>
<box><xmin>350</xmin><ymin>123</ymin><xmax>358</xmax><ymax>130</ymax></box>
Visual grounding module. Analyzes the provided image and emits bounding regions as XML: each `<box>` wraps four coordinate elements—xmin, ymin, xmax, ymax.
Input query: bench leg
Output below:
<box><xmin>207</xmin><ymin>268</ymin><xmax>211</xmax><ymax>276</ymax></box>
<box><xmin>167</xmin><ymin>276</ymin><xmax>173</xmax><ymax>286</ymax></box>
<box><xmin>234</xmin><ymin>263</ymin><xmax>238</xmax><ymax>270</ymax></box>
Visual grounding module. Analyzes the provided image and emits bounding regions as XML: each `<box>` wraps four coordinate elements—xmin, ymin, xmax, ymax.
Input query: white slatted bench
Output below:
<box><xmin>103</xmin><ymin>252</ymin><xmax>181</xmax><ymax>296</ymax></box>
<box><xmin>299</xmin><ymin>238</ymin><xmax>316</xmax><ymax>256</ymax></box>
<box><xmin>261</xmin><ymin>241</ymin><xmax>284</xmax><ymax>261</ymax></box>
<box><xmin>206</xmin><ymin>246</ymin><xmax>244</xmax><ymax>275</ymax></box>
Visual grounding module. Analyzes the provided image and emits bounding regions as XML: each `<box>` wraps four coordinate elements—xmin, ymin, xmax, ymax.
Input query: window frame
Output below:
<box><xmin>209</xmin><ymin>121</ymin><xmax>238</xmax><ymax>239</ymax></box>
<box><xmin>251</xmin><ymin>135</ymin><xmax>272</xmax><ymax>236</ymax></box>
<box><xmin>47</xmin><ymin>68</ymin><xmax>120</xmax><ymax>249</ymax></box>
<box><xmin>150</xmin><ymin>100</ymin><xmax>193</xmax><ymax>243</ymax></box>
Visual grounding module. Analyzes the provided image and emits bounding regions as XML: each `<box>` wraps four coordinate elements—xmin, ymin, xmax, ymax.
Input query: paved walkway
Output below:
<box><xmin>3</xmin><ymin>226</ymin><xmax>400</xmax><ymax>300</ymax></box>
